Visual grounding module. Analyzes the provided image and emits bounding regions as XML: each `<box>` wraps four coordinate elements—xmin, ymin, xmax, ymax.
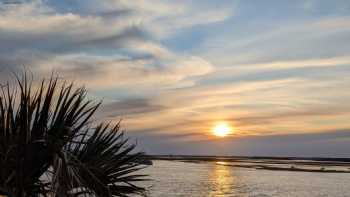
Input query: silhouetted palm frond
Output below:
<box><xmin>0</xmin><ymin>74</ymin><xmax>149</xmax><ymax>197</ymax></box>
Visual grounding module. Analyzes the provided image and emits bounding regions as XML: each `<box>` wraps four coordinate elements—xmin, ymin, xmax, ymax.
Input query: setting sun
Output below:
<box><xmin>212</xmin><ymin>122</ymin><xmax>232</xmax><ymax>137</ymax></box>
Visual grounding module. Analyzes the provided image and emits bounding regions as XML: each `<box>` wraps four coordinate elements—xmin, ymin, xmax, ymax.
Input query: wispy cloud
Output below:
<box><xmin>0</xmin><ymin>0</ymin><xmax>219</xmax><ymax>90</ymax></box>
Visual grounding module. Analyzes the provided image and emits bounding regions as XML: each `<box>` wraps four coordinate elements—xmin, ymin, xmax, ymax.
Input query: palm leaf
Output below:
<box><xmin>0</xmin><ymin>74</ymin><xmax>149</xmax><ymax>197</ymax></box>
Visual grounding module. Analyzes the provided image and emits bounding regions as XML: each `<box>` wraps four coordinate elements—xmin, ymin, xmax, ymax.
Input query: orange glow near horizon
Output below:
<box><xmin>212</xmin><ymin>122</ymin><xmax>232</xmax><ymax>137</ymax></box>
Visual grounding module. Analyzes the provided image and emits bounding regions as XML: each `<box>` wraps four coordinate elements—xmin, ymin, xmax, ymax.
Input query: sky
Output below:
<box><xmin>1</xmin><ymin>0</ymin><xmax>350</xmax><ymax>157</ymax></box>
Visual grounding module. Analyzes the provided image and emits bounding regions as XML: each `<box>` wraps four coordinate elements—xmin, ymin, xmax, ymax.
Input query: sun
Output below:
<box><xmin>212</xmin><ymin>122</ymin><xmax>232</xmax><ymax>137</ymax></box>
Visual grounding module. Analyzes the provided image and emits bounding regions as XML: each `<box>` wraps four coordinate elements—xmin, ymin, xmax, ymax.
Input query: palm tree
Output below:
<box><xmin>0</xmin><ymin>75</ymin><xmax>149</xmax><ymax>197</ymax></box>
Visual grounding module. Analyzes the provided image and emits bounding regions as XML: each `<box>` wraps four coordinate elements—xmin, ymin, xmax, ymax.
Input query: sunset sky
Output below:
<box><xmin>1</xmin><ymin>0</ymin><xmax>350</xmax><ymax>157</ymax></box>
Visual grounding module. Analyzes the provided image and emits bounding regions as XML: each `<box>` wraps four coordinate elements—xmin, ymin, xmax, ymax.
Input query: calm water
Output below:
<box><xmin>139</xmin><ymin>160</ymin><xmax>350</xmax><ymax>197</ymax></box>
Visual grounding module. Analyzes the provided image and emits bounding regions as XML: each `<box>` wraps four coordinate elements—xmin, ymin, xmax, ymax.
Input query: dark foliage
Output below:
<box><xmin>0</xmin><ymin>75</ymin><xmax>149</xmax><ymax>197</ymax></box>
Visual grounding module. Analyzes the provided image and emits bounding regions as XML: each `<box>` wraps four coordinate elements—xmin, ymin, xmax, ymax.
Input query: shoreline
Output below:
<box><xmin>147</xmin><ymin>155</ymin><xmax>350</xmax><ymax>163</ymax></box>
<box><xmin>146</xmin><ymin>155</ymin><xmax>350</xmax><ymax>173</ymax></box>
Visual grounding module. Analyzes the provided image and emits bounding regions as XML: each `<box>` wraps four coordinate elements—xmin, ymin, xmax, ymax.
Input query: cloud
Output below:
<box><xmin>198</xmin><ymin>16</ymin><xmax>350</xmax><ymax>66</ymax></box>
<box><xmin>26</xmin><ymin>54</ymin><xmax>213</xmax><ymax>90</ymax></box>
<box><xmin>0</xmin><ymin>0</ymin><xmax>232</xmax><ymax>55</ymax></box>
<box><xmin>111</xmin><ymin>74</ymin><xmax>350</xmax><ymax>141</ymax></box>
<box><xmin>132</xmin><ymin>128</ymin><xmax>350</xmax><ymax>157</ymax></box>
<box><xmin>97</xmin><ymin>98</ymin><xmax>165</xmax><ymax>119</ymax></box>
<box><xmin>0</xmin><ymin>1</ymin><xmax>145</xmax><ymax>70</ymax></box>
<box><xmin>235</xmin><ymin>56</ymin><xmax>350</xmax><ymax>71</ymax></box>
<box><xmin>148</xmin><ymin>3</ymin><xmax>233</xmax><ymax>38</ymax></box>
<box><xmin>0</xmin><ymin>0</ymin><xmax>220</xmax><ymax>90</ymax></box>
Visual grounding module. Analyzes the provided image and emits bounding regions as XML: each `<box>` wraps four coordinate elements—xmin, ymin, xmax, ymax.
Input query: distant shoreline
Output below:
<box><xmin>147</xmin><ymin>155</ymin><xmax>350</xmax><ymax>163</ymax></box>
<box><xmin>146</xmin><ymin>155</ymin><xmax>350</xmax><ymax>173</ymax></box>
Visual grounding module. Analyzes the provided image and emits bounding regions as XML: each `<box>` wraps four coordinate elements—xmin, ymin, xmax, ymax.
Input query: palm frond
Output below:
<box><xmin>0</xmin><ymin>74</ymin><xmax>149</xmax><ymax>197</ymax></box>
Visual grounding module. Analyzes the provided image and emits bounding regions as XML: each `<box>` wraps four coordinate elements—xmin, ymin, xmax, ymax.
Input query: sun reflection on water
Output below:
<box><xmin>209</xmin><ymin>161</ymin><xmax>236</xmax><ymax>196</ymax></box>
